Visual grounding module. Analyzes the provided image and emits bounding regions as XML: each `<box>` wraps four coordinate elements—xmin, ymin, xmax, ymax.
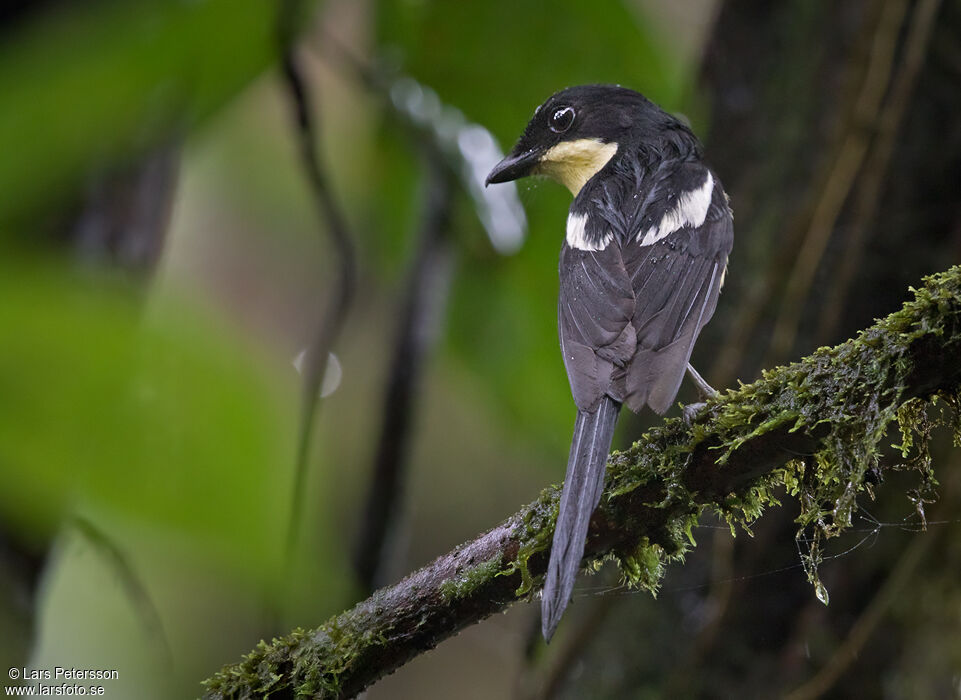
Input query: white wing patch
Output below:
<box><xmin>566</xmin><ymin>212</ymin><xmax>612</xmax><ymax>251</ymax></box>
<box><xmin>637</xmin><ymin>172</ymin><xmax>714</xmax><ymax>246</ymax></box>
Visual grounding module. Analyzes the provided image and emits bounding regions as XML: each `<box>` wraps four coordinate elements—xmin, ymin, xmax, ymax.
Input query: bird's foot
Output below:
<box><xmin>682</xmin><ymin>401</ymin><xmax>707</xmax><ymax>425</ymax></box>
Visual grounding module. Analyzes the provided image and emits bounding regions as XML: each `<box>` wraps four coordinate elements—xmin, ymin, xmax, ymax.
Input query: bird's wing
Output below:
<box><xmin>617</xmin><ymin>163</ymin><xmax>733</xmax><ymax>413</ymax></box>
<box><xmin>558</xmin><ymin>242</ymin><xmax>636</xmax><ymax>412</ymax></box>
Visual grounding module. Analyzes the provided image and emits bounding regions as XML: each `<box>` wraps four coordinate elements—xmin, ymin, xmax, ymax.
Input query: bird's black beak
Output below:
<box><xmin>485</xmin><ymin>147</ymin><xmax>541</xmax><ymax>186</ymax></box>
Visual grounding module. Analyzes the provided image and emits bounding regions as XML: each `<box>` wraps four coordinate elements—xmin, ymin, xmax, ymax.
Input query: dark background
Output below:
<box><xmin>0</xmin><ymin>1</ymin><xmax>959</xmax><ymax>698</ymax></box>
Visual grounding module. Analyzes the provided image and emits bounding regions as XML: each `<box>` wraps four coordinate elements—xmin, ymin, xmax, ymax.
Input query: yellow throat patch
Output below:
<box><xmin>536</xmin><ymin>139</ymin><xmax>618</xmax><ymax>195</ymax></box>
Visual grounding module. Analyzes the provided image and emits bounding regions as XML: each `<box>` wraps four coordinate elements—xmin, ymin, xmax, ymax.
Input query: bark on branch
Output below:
<box><xmin>203</xmin><ymin>266</ymin><xmax>961</xmax><ymax>700</ymax></box>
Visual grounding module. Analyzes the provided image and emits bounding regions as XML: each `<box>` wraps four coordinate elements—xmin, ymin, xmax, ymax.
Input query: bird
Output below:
<box><xmin>485</xmin><ymin>85</ymin><xmax>733</xmax><ymax>642</ymax></box>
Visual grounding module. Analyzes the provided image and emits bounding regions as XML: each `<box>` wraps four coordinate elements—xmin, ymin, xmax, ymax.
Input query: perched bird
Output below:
<box><xmin>486</xmin><ymin>85</ymin><xmax>733</xmax><ymax>641</ymax></box>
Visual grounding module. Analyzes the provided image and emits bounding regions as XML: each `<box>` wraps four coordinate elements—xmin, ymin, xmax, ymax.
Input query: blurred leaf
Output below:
<box><xmin>0</xmin><ymin>259</ymin><xmax>304</xmax><ymax>584</ymax></box>
<box><xmin>0</xmin><ymin>0</ymin><xmax>297</xmax><ymax>229</ymax></box>
<box><xmin>376</xmin><ymin>0</ymin><xmax>688</xmax><ymax>133</ymax></box>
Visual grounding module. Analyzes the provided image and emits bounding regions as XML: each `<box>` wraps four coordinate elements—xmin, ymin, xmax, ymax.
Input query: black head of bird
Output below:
<box><xmin>486</xmin><ymin>84</ymin><xmax>698</xmax><ymax>195</ymax></box>
<box><xmin>486</xmin><ymin>84</ymin><xmax>733</xmax><ymax>642</ymax></box>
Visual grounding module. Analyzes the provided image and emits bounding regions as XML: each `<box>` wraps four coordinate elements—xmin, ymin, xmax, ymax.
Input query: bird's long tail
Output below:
<box><xmin>542</xmin><ymin>395</ymin><xmax>621</xmax><ymax>642</ymax></box>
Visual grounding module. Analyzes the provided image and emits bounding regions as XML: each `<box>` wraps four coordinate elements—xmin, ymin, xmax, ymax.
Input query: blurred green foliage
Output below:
<box><xmin>0</xmin><ymin>259</ymin><xmax>296</xmax><ymax>578</ymax></box>
<box><xmin>0</xmin><ymin>0</ymin><xmax>280</xmax><ymax>230</ymax></box>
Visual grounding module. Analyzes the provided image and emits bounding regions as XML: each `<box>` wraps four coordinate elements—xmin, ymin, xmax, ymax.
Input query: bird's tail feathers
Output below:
<box><xmin>541</xmin><ymin>395</ymin><xmax>620</xmax><ymax>642</ymax></box>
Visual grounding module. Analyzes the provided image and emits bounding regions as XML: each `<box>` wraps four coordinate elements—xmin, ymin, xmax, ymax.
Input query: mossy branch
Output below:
<box><xmin>203</xmin><ymin>266</ymin><xmax>961</xmax><ymax>699</ymax></box>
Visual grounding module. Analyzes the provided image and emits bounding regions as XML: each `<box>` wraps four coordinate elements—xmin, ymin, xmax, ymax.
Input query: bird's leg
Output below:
<box><xmin>686</xmin><ymin>363</ymin><xmax>717</xmax><ymax>399</ymax></box>
<box><xmin>682</xmin><ymin>363</ymin><xmax>718</xmax><ymax>424</ymax></box>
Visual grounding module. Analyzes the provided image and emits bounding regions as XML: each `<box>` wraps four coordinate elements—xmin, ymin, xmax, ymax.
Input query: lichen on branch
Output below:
<box><xmin>203</xmin><ymin>265</ymin><xmax>961</xmax><ymax>700</ymax></box>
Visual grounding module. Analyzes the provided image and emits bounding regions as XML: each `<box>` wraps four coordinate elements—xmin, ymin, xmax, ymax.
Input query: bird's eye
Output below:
<box><xmin>549</xmin><ymin>106</ymin><xmax>575</xmax><ymax>133</ymax></box>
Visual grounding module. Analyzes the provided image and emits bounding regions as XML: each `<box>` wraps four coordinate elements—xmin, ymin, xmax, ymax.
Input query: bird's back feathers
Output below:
<box><xmin>560</xmin><ymin>155</ymin><xmax>732</xmax><ymax>414</ymax></box>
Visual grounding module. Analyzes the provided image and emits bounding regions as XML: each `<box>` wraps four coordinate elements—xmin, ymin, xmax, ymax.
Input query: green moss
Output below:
<box><xmin>201</xmin><ymin>627</ymin><xmax>323</xmax><ymax>698</ymax></box>
<box><xmin>596</xmin><ymin>265</ymin><xmax>961</xmax><ymax>603</ymax></box>
<box><xmin>509</xmin><ymin>485</ymin><xmax>560</xmax><ymax>596</ymax></box>
<box><xmin>505</xmin><ymin>267</ymin><xmax>961</xmax><ymax>609</ymax></box>
<box><xmin>202</xmin><ymin>607</ymin><xmax>399</xmax><ymax>698</ymax></box>
<box><xmin>619</xmin><ymin>538</ymin><xmax>665</xmax><ymax>593</ymax></box>
<box><xmin>439</xmin><ymin>554</ymin><xmax>503</xmax><ymax>603</ymax></box>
